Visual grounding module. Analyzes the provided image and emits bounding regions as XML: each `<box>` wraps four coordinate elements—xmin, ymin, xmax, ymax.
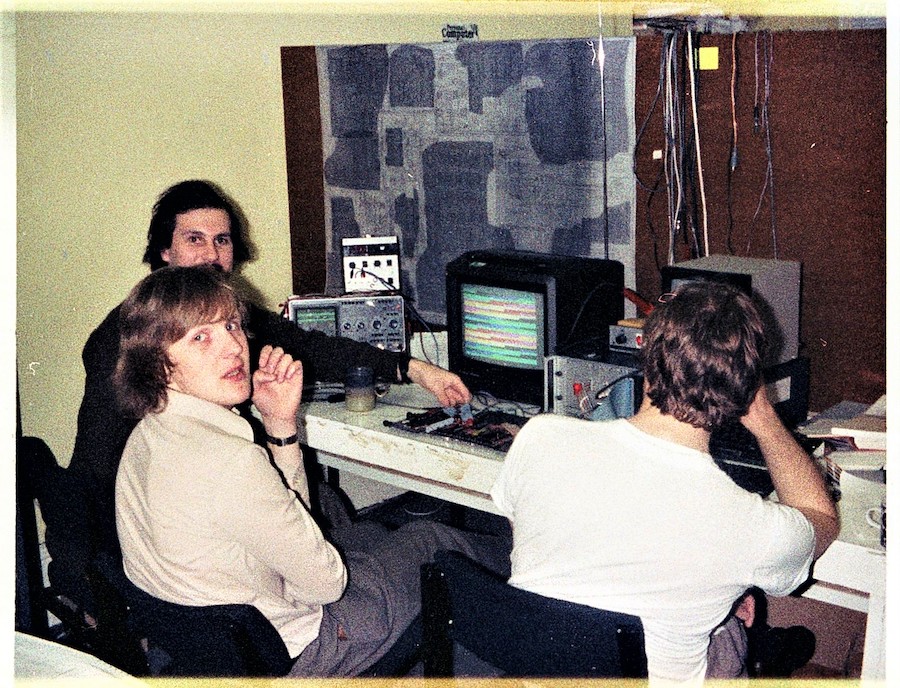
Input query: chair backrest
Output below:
<box><xmin>90</xmin><ymin>552</ymin><xmax>292</xmax><ymax>677</ymax></box>
<box><xmin>16</xmin><ymin>436</ymin><xmax>152</xmax><ymax>675</ymax></box>
<box><xmin>16</xmin><ymin>436</ymin><xmax>56</xmax><ymax>636</ymax></box>
<box><xmin>421</xmin><ymin>550</ymin><xmax>647</xmax><ymax>678</ymax></box>
<box><xmin>16</xmin><ymin>436</ymin><xmax>292</xmax><ymax>678</ymax></box>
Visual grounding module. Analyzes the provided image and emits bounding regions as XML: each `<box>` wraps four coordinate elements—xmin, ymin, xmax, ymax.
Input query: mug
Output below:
<box><xmin>345</xmin><ymin>366</ymin><xmax>376</xmax><ymax>412</ymax></box>
<box><xmin>865</xmin><ymin>499</ymin><xmax>886</xmax><ymax>549</ymax></box>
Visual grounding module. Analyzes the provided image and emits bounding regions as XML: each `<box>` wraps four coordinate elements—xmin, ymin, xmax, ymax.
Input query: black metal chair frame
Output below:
<box><xmin>16</xmin><ymin>435</ymin><xmax>146</xmax><ymax>673</ymax></box>
<box><xmin>90</xmin><ymin>551</ymin><xmax>294</xmax><ymax>677</ymax></box>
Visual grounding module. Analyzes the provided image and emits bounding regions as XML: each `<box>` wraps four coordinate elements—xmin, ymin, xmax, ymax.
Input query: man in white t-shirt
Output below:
<box><xmin>491</xmin><ymin>281</ymin><xmax>838</xmax><ymax>683</ymax></box>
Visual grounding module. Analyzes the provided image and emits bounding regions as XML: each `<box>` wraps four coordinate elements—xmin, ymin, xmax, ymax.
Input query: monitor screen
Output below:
<box><xmin>291</xmin><ymin>305</ymin><xmax>338</xmax><ymax>337</ymax></box>
<box><xmin>460</xmin><ymin>283</ymin><xmax>545</xmax><ymax>370</ymax></box>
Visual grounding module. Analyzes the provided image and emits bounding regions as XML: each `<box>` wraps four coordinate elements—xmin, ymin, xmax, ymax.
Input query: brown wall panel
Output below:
<box><xmin>633</xmin><ymin>30</ymin><xmax>885</xmax><ymax>410</ymax></box>
<box><xmin>281</xmin><ymin>46</ymin><xmax>328</xmax><ymax>295</ymax></box>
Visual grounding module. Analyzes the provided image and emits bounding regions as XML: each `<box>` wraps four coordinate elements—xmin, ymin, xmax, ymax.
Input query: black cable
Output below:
<box><xmin>400</xmin><ymin>297</ymin><xmax>441</xmax><ymax>366</ymax></box>
<box><xmin>596</xmin><ymin>37</ymin><xmax>610</xmax><ymax>260</ymax></box>
<box><xmin>645</xmin><ymin>167</ymin><xmax>667</xmax><ymax>275</ymax></box>
<box><xmin>725</xmin><ymin>33</ymin><xmax>738</xmax><ymax>254</ymax></box>
<box><xmin>349</xmin><ymin>268</ymin><xmax>400</xmax><ymax>294</ymax></box>
<box><xmin>592</xmin><ymin>371</ymin><xmax>643</xmax><ymax>401</ymax></box>
<box><xmin>633</xmin><ymin>37</ymin><xmax>667</xmax><ymax>194</ymax></box>
<box><xmin>763</xmin><ymin>32</ymin><xmax>778</xmax><ymax>257</ymax></box>
<box><xmin>746</xmin><ymin>31</ymin><xmax>777</xmax><ymax>256</ymax></box>
<box><xmin>663</xmin><ymin>30</ymin><xmax>681</xmax><ymax>263</ymax></box>
<box><xmin>352</xmin><ymin>268</ymin><xmax>441</xmax><ymax>365</ymax></box>
<box><xmin>681</xmin><ymin>30</ymin><xmax>701</xmax><ymax>259</ymax></box>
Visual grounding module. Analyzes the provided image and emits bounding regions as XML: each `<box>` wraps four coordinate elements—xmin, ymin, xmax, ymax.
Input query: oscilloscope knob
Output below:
<box><xmin>372</xmin><ymin>320</ymin><xmax>382</xmax><ymax>330</ymax></box>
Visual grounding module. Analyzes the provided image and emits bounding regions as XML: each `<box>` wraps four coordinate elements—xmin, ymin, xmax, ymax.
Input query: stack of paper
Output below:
<box><xmin>799</xmin><ymin>395</ymin><xmax>887</xmax><ymax>452</ymax></box>
<box><xmin>830</xmin><ymin>394</ymin><xmax>887</xmax><ymax>451</ymax></box>
<box><xmin>798</xmin><ymin>400</ymin><xmax>869</xmax><ymax>438</ymax></box>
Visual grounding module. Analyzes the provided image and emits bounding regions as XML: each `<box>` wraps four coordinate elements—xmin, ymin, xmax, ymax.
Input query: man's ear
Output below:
<box><xmin>160</xmin><ymin>248</ymin><xmax>171</xmax><ymax>265</ymax></box>
<box><xmin>164</xmin><ymin>359</ymin><xmax>179</xmax><ymax>392</ymax></box>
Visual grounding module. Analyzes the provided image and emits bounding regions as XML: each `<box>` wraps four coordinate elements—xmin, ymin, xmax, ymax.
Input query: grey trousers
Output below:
<box><xmin>288</xmin><ymin>519</ymin><xmax>511</xmax><ymax>677</ymax></box>
<box><xmin>706</xmin><ymin>615</ymin><xmax>749</xmax><ymax>679</ymax></box>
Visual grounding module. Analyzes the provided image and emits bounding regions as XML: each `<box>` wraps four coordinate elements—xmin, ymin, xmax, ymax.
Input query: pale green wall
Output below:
<box><xmin>15</xmin><ymin>5</ymin><xmax>606</xmax><ymax>463</ymax></box>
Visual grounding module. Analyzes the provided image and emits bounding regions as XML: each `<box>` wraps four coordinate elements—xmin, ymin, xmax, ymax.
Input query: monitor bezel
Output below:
<box><xmin>660</xmin><ymin>265</ymin><xmax>753</xmax><ymax>296</ymax></box>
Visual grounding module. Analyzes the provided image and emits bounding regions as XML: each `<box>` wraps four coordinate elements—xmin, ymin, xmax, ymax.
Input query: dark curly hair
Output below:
<box><xmin>143</xmin><ymin>180</ymin><xmax>252</xmax><ymax>270</ymax></box>
<box><xmin>113</xmin><ymin>266</ymin><xmax>247</xmax><ymax>419</ymax></box>
<box><xmin>640</xmin><ymin>280</ymin><xmax>768</xmax><ymax>431</ymax></box>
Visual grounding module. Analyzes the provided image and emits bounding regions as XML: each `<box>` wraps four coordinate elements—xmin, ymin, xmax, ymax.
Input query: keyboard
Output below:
<box><xmin>709</xmin><ymin>422</ymin><xmax>774</xmax><ymax>496</ymax></box>
<box><xmin>384</xmin><ymin>406</ymin><xmax>531</xmax><ymax>453</ymax></box>
<box><xmin>709</xmin><ymin>422</ymin><xmax>822</xmax><ymax>497</ymax></box>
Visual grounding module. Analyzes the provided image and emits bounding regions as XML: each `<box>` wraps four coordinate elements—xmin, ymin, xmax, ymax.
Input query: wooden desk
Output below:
<box><xmin>297</xmin><ymin>384</ymin><xmax>886</xmax><ymax>679</ymax></box>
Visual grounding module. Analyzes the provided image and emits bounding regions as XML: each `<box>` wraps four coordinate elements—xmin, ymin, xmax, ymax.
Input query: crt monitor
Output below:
<box><xmin>446</xmin><ymin>249</ymin><xmax>625</xmax><ymax>406</ymax></box>
<box><xmin>660</xmin><ymin>255</ymin><xmax>801</xmax><ymax>366</ymax></box>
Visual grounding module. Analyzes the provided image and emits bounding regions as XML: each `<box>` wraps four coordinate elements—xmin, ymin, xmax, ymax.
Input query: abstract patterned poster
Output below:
<box><xmin>316</xmin><ymin>37</ymin><xmax>635</xmax><ymax>324</ymax></box>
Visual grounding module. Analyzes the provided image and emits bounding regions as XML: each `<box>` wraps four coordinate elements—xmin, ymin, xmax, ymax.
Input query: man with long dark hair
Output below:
<box><xmin>65</xmin><ymin>180</ymin><xmax>468</xmax><ymax>612</ymax></box>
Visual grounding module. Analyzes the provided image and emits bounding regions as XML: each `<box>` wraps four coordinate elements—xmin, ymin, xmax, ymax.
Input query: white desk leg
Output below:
<box><xmin>860</xmin><ymin>574</ymin><xmax>886</xmax><ymax>679</ymax></box>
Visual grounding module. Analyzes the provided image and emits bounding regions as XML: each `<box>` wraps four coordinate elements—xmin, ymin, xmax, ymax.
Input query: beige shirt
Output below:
<box><xmin>116</xmin><ymin>390</ymin><xmax>347</xmax><ymax>657</ymax></box>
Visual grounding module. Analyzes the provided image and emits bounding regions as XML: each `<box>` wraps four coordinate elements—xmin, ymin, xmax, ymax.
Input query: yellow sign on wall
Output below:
<box><xmin>698</xmin><ymin>46</ymin><xmax>719</xmax><ymax>70</ymax></box>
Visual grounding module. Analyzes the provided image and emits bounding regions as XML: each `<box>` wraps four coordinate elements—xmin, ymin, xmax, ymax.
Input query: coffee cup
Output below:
<box><xmin>866</xmin><ymin>499</ymin><xmax>886</xmax><ymax>549</ymax></box>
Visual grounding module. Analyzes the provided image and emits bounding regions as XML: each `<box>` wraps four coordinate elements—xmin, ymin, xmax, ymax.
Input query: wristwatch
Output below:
<box><xmin>265</xmin><ymin>433</ymin><xmax>299</xmax><ymax>446</ymax></box>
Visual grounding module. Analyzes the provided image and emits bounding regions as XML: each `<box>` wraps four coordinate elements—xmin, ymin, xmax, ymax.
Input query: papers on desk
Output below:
<box><xmin>827</xmin><ymin>450</ymin><xmax>886</xmax><ymax>472</ymax></box>
<box><xmin>799</xmin><ymin>395</ymin><xmax>887</xmax><ymax>452</ymax></box>
<box><xmin>830</xmin><ymin>417</ymin><xmax>887</xmax><ymax>450</ymax></box>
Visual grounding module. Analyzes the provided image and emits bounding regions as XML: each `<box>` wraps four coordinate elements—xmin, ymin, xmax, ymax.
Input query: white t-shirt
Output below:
<box><xmin>491</xmin><ymin>414</ymin><xmax>815</xmax><ymax>682</ymax></box>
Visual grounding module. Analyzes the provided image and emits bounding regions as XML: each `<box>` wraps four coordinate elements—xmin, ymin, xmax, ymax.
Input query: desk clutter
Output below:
<box><xmin>798</xmin><ymin>395</ymin><xmax>887</xmax><ymax>452</ymax></box>
<box><xmin>383</xmin><ymin>403</ymin><xmax>530</xmax><ymax>453</ymax></box>
<box><xmin>801</xmin><ymin>395</ymin><xmax>887</xmax><ymax>551</ymax></box>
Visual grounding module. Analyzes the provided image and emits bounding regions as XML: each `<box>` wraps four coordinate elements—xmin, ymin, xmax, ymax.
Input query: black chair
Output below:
<box><xmin>89</xmin><ymin>551</ymin><xmax>293</xmax><ymax>677</ymax></box>
<box><xmin>90</xmin><ymin>550</ymin><xmax>425</xmax><ymax>678</ymax></box>
<box><xmin>17</xmin><ymin>433</ymin><xmax>417</xmax><ymax>678</ymax></box>
<box><xmin>15</xmin><ymin>436</ymin><xmax>147</xmax><ymax>673</ymax></box>
<box><xmin>421</xmin><ymin>550</ymin><xmax>647</xmax><ymax>678</ymax></box>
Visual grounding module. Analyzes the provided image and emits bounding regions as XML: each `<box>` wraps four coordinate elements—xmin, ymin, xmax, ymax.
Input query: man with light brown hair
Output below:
<box><xmin>113</xmin><ymin>266</ymin><xmax>509</xmax><ymax>676</ymax></box>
